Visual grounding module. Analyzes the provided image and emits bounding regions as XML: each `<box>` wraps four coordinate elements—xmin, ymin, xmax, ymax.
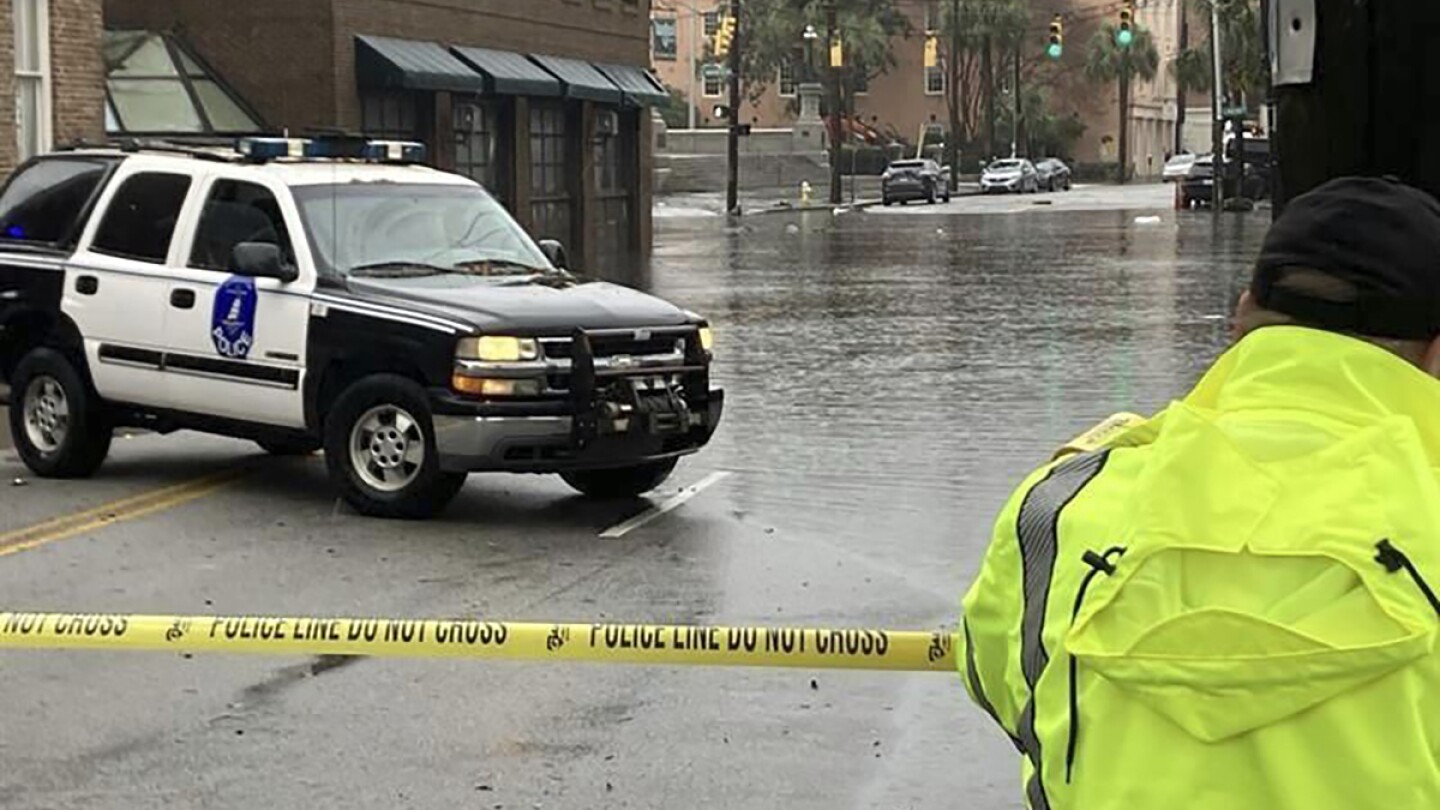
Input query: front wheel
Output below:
<box><xmin>324</xmin><ymin>375</ymin><xmax>466</xmax><ymax>519</ymax></box>
<box><xmin>561</xmin><ymin>459</ymin><xmax>678</xmax><ymax>499</ymax></box>
<box><xmin>8</xmin><ymin>348</ymin><xmax>111</xmax><ymax>478</ymax></box>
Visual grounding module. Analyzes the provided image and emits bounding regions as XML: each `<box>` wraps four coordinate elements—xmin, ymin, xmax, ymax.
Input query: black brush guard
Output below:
<box><xmin>568</xmin><ymin>326</ymin><xmax>721</xmax><ymax>453</ymax></box>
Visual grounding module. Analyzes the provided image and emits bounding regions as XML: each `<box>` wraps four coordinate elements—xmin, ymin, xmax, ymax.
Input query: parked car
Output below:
<box><xmin>980</xmin><ymin>158</ymin><xmax>1040</xmax><ymax>194</ymax></box>
<box><xmin>1181</xmin><ymin>154</ymin><xmax>1215</xmax><ymax>207</ymax></box>
<box><xmin>1162</xmin><ymin>152</ymin><xmax>1197</xmax><ymax>182</ymax></box>
<box><xmin>1034</xmin><ymin>158</ymin><xmax>1072</xmax><ymax>191</ymax></box>
<box><xmin>881</xmin><ymin>159</ymin><xmax>950</xmax><ymax>205</ymax></box>
<box><xmin>0</xmin><ymin>137</ymin><xmax>724</xmax><ymax>518</ymax></box>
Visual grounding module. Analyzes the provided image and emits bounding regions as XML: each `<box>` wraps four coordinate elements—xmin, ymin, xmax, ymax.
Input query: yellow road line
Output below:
<box><xmin>0</xmin><ymin>466</ymin><xmax>251</xmax><ymax>558</ymax></box>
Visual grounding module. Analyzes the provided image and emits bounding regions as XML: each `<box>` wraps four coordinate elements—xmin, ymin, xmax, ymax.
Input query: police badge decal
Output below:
<box><xmin>211</xmin><ymin>275</ymin><xmax>258</xmax><ymax>359</ymax></box>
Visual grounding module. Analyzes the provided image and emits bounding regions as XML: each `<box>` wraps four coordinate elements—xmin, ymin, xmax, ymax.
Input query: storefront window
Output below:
<box><xmin>529</xmin><ymin>102</ymin><xmax>571</xmax><ymax>245</ymax></box>
<box><xmin>360</xmin><ymin>92</ymin><xmax>419</xmax><ymax>140</ymax></box>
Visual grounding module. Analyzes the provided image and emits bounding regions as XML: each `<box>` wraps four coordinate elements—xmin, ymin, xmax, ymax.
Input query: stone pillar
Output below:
<box><xmin>792</xmin><ymin>82</ymin><xmax>826</xmax><ymax>153</ymax></box>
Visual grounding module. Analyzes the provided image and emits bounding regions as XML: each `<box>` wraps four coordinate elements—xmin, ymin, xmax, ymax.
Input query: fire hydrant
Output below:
<box><xmin>800</xmin><ymin>180</ymin><xmax>813</xmax><ymax>206</ymax></box>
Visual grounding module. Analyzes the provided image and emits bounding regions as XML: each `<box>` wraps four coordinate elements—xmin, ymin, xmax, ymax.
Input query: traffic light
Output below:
<box><xmin>1047</xmin><ymin>15</ymin><xmax>1063</xmax><ymax>59</ymax></box>
<box><xmin>924</xmin><ymin>35</ymin><xmax>938</xmax><ymax>69</ymax></box>
<box><xmin>1116</xmin><ymin>2</ymin><xmax>1134</xmax><ymax>47</ymax></box>
<box><xmin>713</xmin><ymin>13</ymin><xmax>736</xmax><ymax>58</ymax></box>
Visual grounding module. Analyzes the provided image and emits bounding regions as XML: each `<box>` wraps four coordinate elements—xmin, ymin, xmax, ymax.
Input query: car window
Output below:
<box><xmin>91</xmin><ymin>172</ymin><xmax>192</xmax><ymax>264</ymax></box>
<box><xmin>0</xmin><ymin>158</ymin><xmax>112</xmax><ymax>248</ymax></box>
<box><xmin>989</xmin><ymin>160</ymin><xmax>1021</xmax><ymax>170</ymax></box>
<box><xmin>890</xmin><ymin>161</ymin><xmax>924</xmax><ymax>169</ymax></box>
<box><xmin>190</xmin><ymin>180</ymin><xmax>295</xmax><ymax>273</ymax></box>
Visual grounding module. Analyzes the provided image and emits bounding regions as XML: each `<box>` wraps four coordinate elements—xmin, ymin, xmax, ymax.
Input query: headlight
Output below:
<box><xmin>456</xmin><ymin>336</ymin><xmax>538</xmax><ymax>362</ymax></box>
<box><xmin>698</xmin><ymin>326</ymin><xmax>714</xmax><ymax>352</ymax></box>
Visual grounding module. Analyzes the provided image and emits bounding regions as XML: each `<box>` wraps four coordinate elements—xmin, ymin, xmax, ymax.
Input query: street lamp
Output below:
<box><xmin>803</xmin><ymin>23</ymin><xmax>818</xmax><ymax>83</ymax></box>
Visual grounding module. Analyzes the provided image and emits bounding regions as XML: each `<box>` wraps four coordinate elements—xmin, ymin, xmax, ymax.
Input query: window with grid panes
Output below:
<box><xmin>529</xmin><ymin>102</ymin><xmax>571</xmax><ymax>244</ymax></box>
<box><xmin>593</xmin><ymin>110</ymin><xmax>633</xmax><ymax>273</ymax></box>
<box><xmin>925</xmin><ymin>65</ymin><xmax>945</xmax><ymax>95</ymax></box>
<box><xmin>361</xmin><ymin>92</ymin><xmax>419</xmax><ymax>140</ymax></box>
<box><xmin>455</xmin><ymin>100</ymin><xmax>505</xmax><ymax>204</ymax></box>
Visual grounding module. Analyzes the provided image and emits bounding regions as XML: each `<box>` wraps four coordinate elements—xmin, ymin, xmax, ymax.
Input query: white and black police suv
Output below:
<box><xmin>0</xmin><ymin>137</ymin><xmax>723</xmax><ymax>518</ymax></box>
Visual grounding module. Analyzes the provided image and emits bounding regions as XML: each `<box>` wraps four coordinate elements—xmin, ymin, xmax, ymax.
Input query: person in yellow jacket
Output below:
<box><xmin>960</xmin><ymin>176</ymin><xmax>1440</xmax><ymax>810</ymax></box>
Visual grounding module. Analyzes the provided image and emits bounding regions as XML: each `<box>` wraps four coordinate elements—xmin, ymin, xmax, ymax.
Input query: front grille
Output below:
<box><xmin>540</xmin><ymin>334</ymin><xmax>684</xmax><ymax>360</ymax></box>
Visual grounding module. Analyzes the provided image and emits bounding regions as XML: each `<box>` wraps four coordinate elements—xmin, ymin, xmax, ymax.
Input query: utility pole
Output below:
<box><xmin>1011</xmin><ymin>39</ymin><xmax>1020</xmax><ymax>157</ymax></box>
<box><xmin>947</xmin><ymin>0</ymin><xmax>960</xmax><ymax>189</ymax></box>
<box><xmin>725</xmin><ymin>0</ymin><xmax>742</xmax><ymax>214</ymax></box>
<box><xmin>983</xmin><ymin>34</ymin><xmax>994</xmax><ymax>160</ymax></box>
<box><xmin>1209</xmin><ymin>0</ymin><xmax>1225</xmax><ymax>211</ymax></box>
<box><xmin>826</xmin><ymin>0</ymin><xmax>842</xmax><ymax>205</ymax></box>
<box><xmin>688</xmin><ymin>9</ymin><xmax>698</xmax><ymax>129</ymax></box>
<box><xmin>1174</xmin><ymin>1</ymin><xmax>1187</xmax><ymax>155</ymax></box>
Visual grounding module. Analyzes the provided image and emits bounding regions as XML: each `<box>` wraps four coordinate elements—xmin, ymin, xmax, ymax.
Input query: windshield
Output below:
<box><xmin>889</xmin><ymin>161</ymin><xmax>924</xmax><ymax>170</ymax></box>
<box><xmin>988</xmin><ymin>160</ymin><xmax>1022</xmax><ymax>171</ymax></box>
<box><xmin>292</xmin><ymin>183</ymin><xmax>554</xmax><ymax>279</ymax></box>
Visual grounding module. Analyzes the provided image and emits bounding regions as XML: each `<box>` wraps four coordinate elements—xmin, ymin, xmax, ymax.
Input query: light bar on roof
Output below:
<box><xmin>362</xmin><ymin>140</ymin><xmax>427</xmax><ymax>162</ymax></box>
<box><xmin>236</xmin><ymin>137</ymin><xmax>311</xmax><ymax>159</ymax></box>
<box><xmin>232</xmin><ymin>137</ymin><xmax>425</xmax><ymax>163</ymax></box>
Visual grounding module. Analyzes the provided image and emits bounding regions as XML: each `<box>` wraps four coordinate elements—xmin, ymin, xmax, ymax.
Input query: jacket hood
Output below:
<box><xmin>1065</xmin><ymin>332</ymin><xmax>1440</xmax><ymax>742</ymax></box>
<box><xmin>340</xmin><ymin>277</ymin><xmax>692</xmax><ymax>334</ymax></box>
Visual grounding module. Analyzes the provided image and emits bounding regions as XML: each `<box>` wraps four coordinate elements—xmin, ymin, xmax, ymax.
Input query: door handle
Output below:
<box><xmin>75</xmin><ymin>275</ymin><xmax>98</xmax><ymax>295</ymax></box>
<box><xmin>170</xmin><ymin>289</ymin><xmax>196</xmax><ymax>309</ymax></box>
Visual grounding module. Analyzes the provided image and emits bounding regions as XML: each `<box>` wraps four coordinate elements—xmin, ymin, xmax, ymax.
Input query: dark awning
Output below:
<box><xmin>529</xmin><ymin>54</ymin><xmax>623</xmax><ymax>104</ymax></box>
<box><xmin>452</xmin><ymin>45</ymin><xmax>561</xmax><ymax>98</ymax></box>
<box><xmin>355</xmin><ymin>35</ymin><xmax>485</xmax><ymax>93</ymax></box>
<box><xmin>595</xmin><ymin>63</ymin><xmax>669</xmax><ymax>107</ymax></box>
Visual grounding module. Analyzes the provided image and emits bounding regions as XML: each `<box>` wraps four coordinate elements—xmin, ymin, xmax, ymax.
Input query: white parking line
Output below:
<box><xmin>599</xmin><ymin>471</ymin><xmax>733</xmax><ymax>538</ymax></box>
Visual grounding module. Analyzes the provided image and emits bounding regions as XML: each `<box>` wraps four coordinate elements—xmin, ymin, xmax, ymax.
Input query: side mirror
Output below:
<box><xmin>232</xmin><ymin>242</ymin><xmax>297</xmax><ymax>283</ymax></box>
<box><xmin>537</xmin><ymin>238</ymin><xmax>569</xmax><ymax>271</ymax></box>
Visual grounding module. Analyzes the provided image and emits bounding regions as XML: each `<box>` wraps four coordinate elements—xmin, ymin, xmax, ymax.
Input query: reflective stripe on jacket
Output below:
<box><xmin>960</xmin><ymin>326</ymin><xmax>1440</xmax><ymax>809</ymax></box>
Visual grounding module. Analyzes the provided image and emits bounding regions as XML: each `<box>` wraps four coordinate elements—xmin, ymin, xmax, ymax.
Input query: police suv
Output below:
<box><xmin>0</xmin><ymin>137</ymin><xmax>723</xmax><ymax>518</ymax></box>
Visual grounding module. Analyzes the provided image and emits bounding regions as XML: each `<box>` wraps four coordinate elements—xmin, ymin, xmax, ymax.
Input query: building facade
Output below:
<box><xmin>651</xmin><ymin>0</ymin><xmax>1190</xmax><ymax>177</ymax></box>
<box><xmin>105</xmin><ymin>0</ymin><xmax>664</xmax><ymax>279</ymax></box>
<box><xmin>0</xmin><ymin>0</ymin><xmax>105</xmax><ymax>177</ymax></box>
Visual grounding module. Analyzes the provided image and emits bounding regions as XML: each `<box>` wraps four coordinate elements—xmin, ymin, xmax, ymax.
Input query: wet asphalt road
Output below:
<box><xmin>0</xmin><ymin>184</ymin><xmax>1269</xmax><ymax>809</ymax></box>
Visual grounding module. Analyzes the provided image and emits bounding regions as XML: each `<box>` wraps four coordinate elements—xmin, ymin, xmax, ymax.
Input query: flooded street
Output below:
<box><xmin>0</xmin><ymin>186</ymin><xmax>1271</xmax><ymax>809</ymax></box>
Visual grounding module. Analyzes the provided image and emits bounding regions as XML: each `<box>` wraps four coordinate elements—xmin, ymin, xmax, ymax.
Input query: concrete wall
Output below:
<box><xmin>662</xmin><ymin>128</ymin><xmax>812</xmax><ymax>156</ymax></box>
<box><xmin>655</xmin><ymin>152</ymin><xmax>829</xmax><ymax>193</ymax></box>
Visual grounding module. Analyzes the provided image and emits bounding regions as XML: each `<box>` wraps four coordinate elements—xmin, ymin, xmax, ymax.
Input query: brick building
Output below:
<box><xmin>652</xmin><ymin>0</ymin><xmax>1188</xmax><ymax>177</ymax></box>
<box><xmin>0</xmin><ymin>0</ymin><xmax>106</xmax><ymax>177</ymax></box>
<box><xmin>105</xmin><ymin>0</ymin><xmax>666</xmax><ymax>278</ymax></box>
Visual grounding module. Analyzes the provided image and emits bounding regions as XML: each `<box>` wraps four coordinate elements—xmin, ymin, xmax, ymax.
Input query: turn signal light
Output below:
<box><xmin>451</xmin><ymin>375</ymin><xmax>542</xmax><ymax>397</ymax></box>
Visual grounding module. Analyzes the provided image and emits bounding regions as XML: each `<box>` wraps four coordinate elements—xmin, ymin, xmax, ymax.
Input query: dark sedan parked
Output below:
<box><xmin>882</xmin><ymin>159</ymin><xmax>951</xmax><ymax>205</ymax></box>
<box><xmin>1035</xmin><ymin>158</ymin><xmax>1072</xmax><ymax>191</ymax></box>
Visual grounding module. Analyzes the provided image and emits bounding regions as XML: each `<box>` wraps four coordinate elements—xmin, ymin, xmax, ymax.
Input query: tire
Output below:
<box><xmin>882</xmin><ymin>197</ymin><xmax>893</xmax><ymax>206</ymax></box>
<box><xmin>8</xmin><ymin>348</ymin><xmax>112</xmax><ymax>478</ymax></box>
<box><xmin>323</xmin><ymin>374</ymin><xmax>466</xmax><ymax>519</ymax></box>
<box><xmin>256</xmin><ymin>437</ymin><xmax>321</xmax><ymax>456</ymax></box>
<box><xmin>561</xmin><ymin>459</ymin><xmax>678</xmax><ymax>499</ymax></box>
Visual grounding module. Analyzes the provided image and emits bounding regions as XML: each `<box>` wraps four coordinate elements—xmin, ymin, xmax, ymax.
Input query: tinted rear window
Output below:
<box><xmin>0</xmin><ymin>158</ymin><xmax>112</xmax><ymax>248</ymax></box>
<box><xmin>890</xmin><ymin>162</ymin><xmax>924</xmax><ymax>169</ymax></box>
<box><xmin>91</xmin><ymin>172</ymin><xmax>193</xmax><ymax>264</ymax></box>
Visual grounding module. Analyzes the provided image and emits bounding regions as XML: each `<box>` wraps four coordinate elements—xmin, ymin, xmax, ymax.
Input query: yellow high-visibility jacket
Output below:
<box><xmin>960</xmin><ymin>326</ymin><xmax>1440</xmax><ymax>809</ymax></box>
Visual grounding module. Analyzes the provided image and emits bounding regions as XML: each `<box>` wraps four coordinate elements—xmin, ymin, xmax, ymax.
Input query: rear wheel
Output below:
<box><xmin>324</xmin><ymin>375</ymin><xmax>466</xmax><ymax>519</ymax></box>
<box><xmin>8</xmin><ymin>348</ymin><xmax>111</xmax><ymax>478</ymax></box>
<box><xmin>561</xmin><ymin>459</ymin><xmax>678</xmax><ymax>499</ymax></box>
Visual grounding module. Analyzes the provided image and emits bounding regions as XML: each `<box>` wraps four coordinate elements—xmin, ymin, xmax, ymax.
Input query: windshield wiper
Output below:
<box><xmin>452</xmin><ymin>257</ymin><xmax>552</xmax><ymax>277</ymax></box>
<box><xmin>348</xmin><ymin>261</ymin><xmax>455</xmax><ymax>278</ymax></box>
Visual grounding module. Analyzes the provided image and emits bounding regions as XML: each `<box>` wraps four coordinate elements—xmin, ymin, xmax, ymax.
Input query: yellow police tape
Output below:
<box><xmin>0</xmin><ymin>612</ymin><xmax>957</xmax><ymax>673</ymax></box>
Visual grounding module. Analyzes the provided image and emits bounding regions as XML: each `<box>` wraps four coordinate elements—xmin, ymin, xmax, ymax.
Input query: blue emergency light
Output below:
<box><xmin>234</xmin><ymin>137</ymin><xmax>427</xmax><ymax>163</ymax></box>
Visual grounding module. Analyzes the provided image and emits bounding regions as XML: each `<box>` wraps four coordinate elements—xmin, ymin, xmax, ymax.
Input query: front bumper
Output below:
<box><xmin>433</xmin><ymin>392</ymin><xmax>724</xmax><ymax>472</ymax></box>
<box><xmin>431</xmin><ymin>325</ymin><xmax>724</xmax><ymax>473</ymax></box>
<box><xmin>982</xmin><ymin>178</ymin><xmax>1021</xmax><ymax>192</ymax></box>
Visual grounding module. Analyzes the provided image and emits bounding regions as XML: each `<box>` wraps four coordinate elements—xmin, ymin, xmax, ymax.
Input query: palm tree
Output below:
<box><xmin>1085</xmin><ymin>23</ymin><xmax>1159</xmax><ymax>183</ymax></box>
